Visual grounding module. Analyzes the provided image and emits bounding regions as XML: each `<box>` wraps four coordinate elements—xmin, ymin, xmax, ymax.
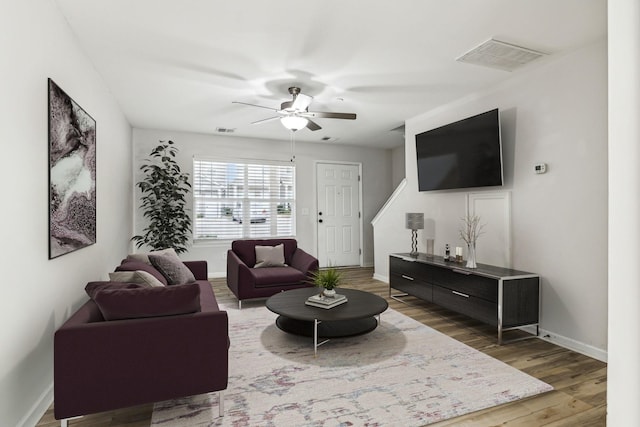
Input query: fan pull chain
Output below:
<box><xmin>290</xmin><ymin>130</ymin><xmax>296</xmax><ymax>162</ymax></box>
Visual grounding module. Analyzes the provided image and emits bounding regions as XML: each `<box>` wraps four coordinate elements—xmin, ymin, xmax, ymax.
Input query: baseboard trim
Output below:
<box><xmin>373</xmin><ymin>273</ymin><xmax>389</xmax><ymax>283</ymax></box>
<box><xmin>529</xmin><ymin>326</ymin><xmax>608</xmax><ymax>363</ymax></box>
<box><xmin>18</xmin><ymin>382</ymin><xmax>53</xmax><ymax>427</ymax></box>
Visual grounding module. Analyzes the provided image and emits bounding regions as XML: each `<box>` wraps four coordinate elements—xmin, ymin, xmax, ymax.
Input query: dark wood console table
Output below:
<box><xmin>389</xmin><ymin>253</ymin><xmax>540</xmax><ymax>344</ymax></box>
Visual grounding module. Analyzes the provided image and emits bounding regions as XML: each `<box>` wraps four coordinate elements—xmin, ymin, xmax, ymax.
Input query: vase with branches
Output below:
<box><xmin>459</xmin><ymin>214</ymin><xmax>485</xmax><ymax>268</ymax></box>
<box><xmin>131</xmin><ymin>140</ymin><xmax>192</xmax><ymax>254</ymax></box>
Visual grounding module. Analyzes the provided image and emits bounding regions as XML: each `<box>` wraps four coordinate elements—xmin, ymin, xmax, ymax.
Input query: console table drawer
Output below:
<box><xmin>389</xmin><ymin>256</ymin><xmax>427</xmax><ymax>281</ymax></box>
<box><xmin>433</xmin><ymin>285</ymin><xmax>496</xmax><ymax>326</ymax></box>
<box><xmin>390</xmin><ymin>273</ymin><xmax>433</xmax><ymax>302</ymax></box>
<box><xmin>432</xmin><ymin>268</ymin><xmax>497</xmax><ymax>303</ymax></box>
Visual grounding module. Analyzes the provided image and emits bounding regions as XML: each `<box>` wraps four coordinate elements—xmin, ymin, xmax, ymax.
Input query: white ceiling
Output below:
<box><xmin>55</xmin><ymin>0</ymin><xmax>606</xmax><ymax>149</ymax></box>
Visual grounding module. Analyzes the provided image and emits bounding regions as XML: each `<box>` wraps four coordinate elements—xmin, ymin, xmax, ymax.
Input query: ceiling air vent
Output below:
<box><xmin>456</xmin><ymin>39</ymin><xmax>546</xmax><ymax>72</ymax></box>
<box><xmin>320</xmin><ymin>136</ymin><xmax>339</xmax><ymax>143</ymax></box>
<box><xmin>215</xmin><ymin>127</ymin><xmax>235</xmax><ymax>133</ymax></box>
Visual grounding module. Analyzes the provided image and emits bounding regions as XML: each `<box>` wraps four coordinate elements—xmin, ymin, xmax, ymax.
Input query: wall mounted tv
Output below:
<box><xmin>415</xmin><ymin>108</ymin><xmax>503</xmax><ymax>192</ymax></box>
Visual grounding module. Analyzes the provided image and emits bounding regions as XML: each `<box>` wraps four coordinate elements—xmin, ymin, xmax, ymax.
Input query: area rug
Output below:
<box><xmin>151</xmin><ymin>303</ymin><xmax>552</xmax><ymax>426</ymax></box>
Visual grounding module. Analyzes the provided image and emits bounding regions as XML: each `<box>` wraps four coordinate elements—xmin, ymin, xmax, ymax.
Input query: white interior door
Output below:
<box><xmin>316</xmin><ymin>162</ymin><xmax>361</xmax><ymax>267</ymax></box>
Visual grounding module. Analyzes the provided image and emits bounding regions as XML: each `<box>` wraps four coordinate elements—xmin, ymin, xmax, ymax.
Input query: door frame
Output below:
<box><xmin>314</xmin><ymin>160</ymin><xmax>364</xmax><ymax>268</ymax></box>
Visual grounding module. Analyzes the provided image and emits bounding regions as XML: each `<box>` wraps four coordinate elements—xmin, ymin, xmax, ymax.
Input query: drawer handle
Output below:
<box><xmin>401</xmin><ymin>275</ymin><xmax>414</xmax><ymax>281</ymax></box>
<box><xmin>452</xmin><ymin>290</ymin><xmax>470</xmax><ymax>298</ymax></box>
<box><xmin>452</xmin><ymin>269</ymin><xmax>472</xmax><ymax>276</ymax></box>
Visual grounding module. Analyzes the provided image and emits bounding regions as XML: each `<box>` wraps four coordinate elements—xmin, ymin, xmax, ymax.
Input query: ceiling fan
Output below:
<box><xmin>233</xmin><ymin>87</ymin><xmax>356</xmax><ymax>131</ymax></box>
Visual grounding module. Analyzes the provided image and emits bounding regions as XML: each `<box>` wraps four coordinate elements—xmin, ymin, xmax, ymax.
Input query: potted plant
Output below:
<box><xmin>131</xmin><ymin>140</ymin><xmax>192</xmax><ymax>254</ymax></box>
<box><xmin>311</xmin><ymin>266</ymin><xmax>342</xmax><ymax>298</ymax></box>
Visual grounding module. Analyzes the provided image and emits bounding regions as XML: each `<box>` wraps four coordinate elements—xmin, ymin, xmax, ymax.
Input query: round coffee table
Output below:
<box><xmin>266</xmin><ymin>287</ymin><xmax>388</xmax><ymax>355</ymax></box>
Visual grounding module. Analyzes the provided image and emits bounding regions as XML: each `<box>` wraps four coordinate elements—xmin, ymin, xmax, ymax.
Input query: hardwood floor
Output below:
<box><xmin>37</xmin><ymin>268</ymin><xmax>606</xmax><ymax>426</ymax></box>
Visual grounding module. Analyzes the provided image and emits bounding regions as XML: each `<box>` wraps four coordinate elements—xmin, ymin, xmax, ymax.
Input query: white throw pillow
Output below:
<box><xmin>109</xmin><ymin>270</ymin><xmax>166</xmax><ymax>287</ymax></box>
<box><xmin>254</xmin><ymin>244</ymin><xmax>286</xmax><ymax>268</ymax></box>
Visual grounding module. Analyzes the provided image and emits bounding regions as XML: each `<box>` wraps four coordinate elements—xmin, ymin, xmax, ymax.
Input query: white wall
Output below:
<box><xmin>374</xmin><ymin>40</ymin><xmax>608</xmax><ymax>360</ymax></box>
<box><xmin>132</xmin><ymin>128</ymin><xmax>393</xmax><ymax>274</ymax></box>
<box><xmin>607</xmin><ymin>0</ymin><xmax>640</xmax><ymax>424</ymax></box>
<box><xmin>0</xmin><ymin>1</ymin><xmax>133</xmax><ymax>425</ymax></box>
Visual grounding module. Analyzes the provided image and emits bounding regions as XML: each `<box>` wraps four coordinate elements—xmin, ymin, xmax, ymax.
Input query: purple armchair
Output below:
<box><xmin>54</xmin><ymin>261</ymin><xmax>228</xmax><ymax>426</ymax></box>
<box><xmin>226</xmin><ymin>239</ymin><xmax>318</xmax><ymax>308</ymax></box>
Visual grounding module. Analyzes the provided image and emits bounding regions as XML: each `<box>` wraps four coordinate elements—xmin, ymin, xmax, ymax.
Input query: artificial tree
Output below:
<box><xmin>131</xmin><ymin>140</ymin><xmax>192</xmax><ymax>254</ymax></box>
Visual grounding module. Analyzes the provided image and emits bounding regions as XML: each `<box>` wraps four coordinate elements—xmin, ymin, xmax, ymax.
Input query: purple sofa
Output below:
<box><xmin>226</xmin><ymin>239</ymin><xmax>318</xmax><ymax>308</ymax></box>
<box><xmin>54</xmin><ymin>260</ymin><xmax>228</xmax><ymax>426</ymax></box>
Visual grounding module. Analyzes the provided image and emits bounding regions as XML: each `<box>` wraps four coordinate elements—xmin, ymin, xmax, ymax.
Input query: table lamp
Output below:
<box><xmin>405</xmin><ymin>213</ymin><xmax>424</xmax><ymax>257</ymax></box>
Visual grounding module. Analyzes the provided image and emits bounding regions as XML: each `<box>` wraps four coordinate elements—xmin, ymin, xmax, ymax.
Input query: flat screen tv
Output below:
<box><xmin>415</xmin><ymin>108</ymin><xmax>503</xmax><ymax>192</ymax></box>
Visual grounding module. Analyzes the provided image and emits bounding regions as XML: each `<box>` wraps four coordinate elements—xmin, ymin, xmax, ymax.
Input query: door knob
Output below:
<box><xmin>318</xmin><ymin>211</ymin><xmax>323</xmax><ymax>215</ymax></box>
<box><xmin>318</xmin><ymin>219</ymin><xmax>323</xmax><ymax>223</ymax></box>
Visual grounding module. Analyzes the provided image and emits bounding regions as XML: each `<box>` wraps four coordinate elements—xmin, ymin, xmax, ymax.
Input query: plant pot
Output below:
<box><xmin>321</xmin><ymin>288</ymin><xmax>336</xmax><ymax>298</ymax></box>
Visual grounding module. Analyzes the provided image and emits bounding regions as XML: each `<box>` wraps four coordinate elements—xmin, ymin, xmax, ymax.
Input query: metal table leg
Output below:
<box><xmin>313</xmin><ymin>318</ymin><xmax>330</xmax><ymax>356</ymax></box>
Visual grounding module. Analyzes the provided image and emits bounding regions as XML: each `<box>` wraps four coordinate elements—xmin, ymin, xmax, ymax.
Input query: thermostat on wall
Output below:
<box><xmin>534</xmin><ymin>163</ymin><xmax>547</xmax><ymax>174</ymax></box>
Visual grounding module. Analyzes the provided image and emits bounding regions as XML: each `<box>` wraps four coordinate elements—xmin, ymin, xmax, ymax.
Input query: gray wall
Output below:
<box><xmin>391</xmin><ymin>144</ymin><xmax>406</xmax><ymax>189</ymax></box>
<box><xmin>374</xmin><ymin>40</ymin><xmax>608</xmax><ymax>361</ymax></box>
<box><xmin>0</xmin><ymin>1</ymin><xmax>133</xmax><ymax>426</ymax></box>
<box><xmin>132</xmin><ymin>128</ymin><xmax>394</xmax><ymax>274</ymax></box>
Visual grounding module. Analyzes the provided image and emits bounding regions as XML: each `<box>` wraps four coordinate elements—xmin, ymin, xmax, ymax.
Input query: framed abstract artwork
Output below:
<box><xmin>48</xmin><ymin>79</ymin><xmax>97</xmax><ymax>259</ymax></box>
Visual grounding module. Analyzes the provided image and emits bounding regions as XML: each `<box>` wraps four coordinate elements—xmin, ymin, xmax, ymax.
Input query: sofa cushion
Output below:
<box><xmin>252</xmin><ymin>266</ymin><xmax>308</xmax><ymax>288</ymax></box>
<box><xmin>109</xmin><ymin>270</ymin><xmax>166</xmax><ymax>287</ymax></box>
<box><xmin>126</xmin><ymin>248</ymin><xmax>178</xmax><ymax>265</ymax></box>
<box><xmin>149</xmin><ymin>252</ymin><xmax>196</xmax><ymax>285</ymax></box>
<box><xmin>85</xmin><ymin>281</ymin><xmax>147</xmax><ymax>300</ymax></box>
<box><xmin>93</xmin><ymin>283</ymin><xmax>201</xmax><ymax>321</ymax></box>
<box><xmin>116</xmin><ymin>260</ymin><xmax>168</xmax><ymax>286</ymax></box>
<box><xmin>254</xmin><ymin>243</ymin><xmax>286</xmax><ymax>268</ymax></box>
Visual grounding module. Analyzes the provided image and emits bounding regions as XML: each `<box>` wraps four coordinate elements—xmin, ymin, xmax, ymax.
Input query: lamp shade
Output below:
<box><xmin>280</xmin><ymin>115</ymin><xmax>308</xmax><ymax>131</ymax></box>
<box><xmin>405</xmin><ymin>213</ymin><xmax>424</xmax><ymax>230</ymax></box>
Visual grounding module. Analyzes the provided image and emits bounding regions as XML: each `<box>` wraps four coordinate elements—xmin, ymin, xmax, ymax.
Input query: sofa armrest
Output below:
<box><xmin>184</xmin><ymin>260</ymin><xmax>208</xmax><ymax>280</ymax></box>
<box><xmin>291</xmin><ymin>248</ymin><xmax>319</xmax><ymax>277</ymax></box>
<box><xmin>54</xmin><ymin>301</ymin><xmax>228</xmax><ymax>420</ymax></box>
<box><xmin>226</xmin><ymin>250</ymin><xmax>257</xmax><ymax>298</ymax></box>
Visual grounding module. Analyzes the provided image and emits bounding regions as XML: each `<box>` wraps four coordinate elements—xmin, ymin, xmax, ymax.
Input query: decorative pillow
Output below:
<box><xmin>108</xmin><ymin>270</ymin><xmax>165</xmax><ymax>287</ymax></box>
<box><xmin>126</xmin><ymin>248</ymin><xmax>178</xmax><ymax>265</ymax></box>
<box><xmin>93</xmin><ymin>283</ymin><xmax>201</xmax><ymax>321</ymax></box>
<box><xmin>115</xmin><ymin>260</ymin><xmax>168</xmax><ymax>286</ymax></box>
<box><xmin>85</xmin><ymin>281</ymin><xmax>146</xmax><ymax>300</ymax></box>
<box><xmin>149</xmin><ymin>251</ymin><xmax>196</xmax><ymax>285</ymax></box>
<box><xmin>254</xmin><ymin>244</ymin><xmax>286</xmax><ymax>268</ymax></box>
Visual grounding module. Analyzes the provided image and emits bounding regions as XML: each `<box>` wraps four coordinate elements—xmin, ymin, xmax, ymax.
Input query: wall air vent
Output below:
<box><xmin>215</xmin><ymin>127</ymin><xmax>235</xmax><ymax>133</ymax></box>
<box><xmin>456</xmin><ymin>38</ymin><xmax>546</xmax><ymax>72</ymax></box>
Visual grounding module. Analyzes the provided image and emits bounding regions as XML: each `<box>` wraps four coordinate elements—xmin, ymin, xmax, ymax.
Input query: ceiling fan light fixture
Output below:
<box><xmin>280</xmin><ymin>115</ymin><xmax>308</xmax><ymax>131</ymax></box>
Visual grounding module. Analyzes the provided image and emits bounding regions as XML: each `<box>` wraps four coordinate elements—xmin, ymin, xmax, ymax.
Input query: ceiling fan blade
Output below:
<box><xmin>306</xmin><ymin>119</ymin><xmax>321</xmax><ymax>131</ymax></box>
<box><xmin>291</xmin><ymin>93</ymin><xmax>313</xmax><ymax>111</ymax></box>
<box><xmin>232</xmin><ymin>101</ymin><xmax>278</xmax><ymax>111</ymax></box>
<box><xmin>301</xmin><ymin>111</ymin><xmax>357</xmax><ymax>120</ymax></box>
<box><xmin>251</xmin><ymin>116</ymin><xmax>280</xmax><ymax>125</ymax></box>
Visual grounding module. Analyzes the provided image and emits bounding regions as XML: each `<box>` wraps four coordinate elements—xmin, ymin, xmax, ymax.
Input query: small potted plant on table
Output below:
<box><xmin>311</xmin><ymin>266</ymin><xmax>342</xmax><ymax>298</ymax></box>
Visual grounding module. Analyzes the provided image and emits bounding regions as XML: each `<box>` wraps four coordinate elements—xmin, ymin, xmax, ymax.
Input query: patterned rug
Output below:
<box><xmin>151</xmin><ymin>303</ymin><xmax>552</xmax><ymax>426</ymax></box>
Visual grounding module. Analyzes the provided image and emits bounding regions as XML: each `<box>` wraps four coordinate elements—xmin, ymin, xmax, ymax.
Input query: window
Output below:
<box><xmin>193</xmin><ymin>158</ymin><xmax>295</xmax><ymax>241</ymax></box>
